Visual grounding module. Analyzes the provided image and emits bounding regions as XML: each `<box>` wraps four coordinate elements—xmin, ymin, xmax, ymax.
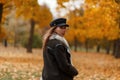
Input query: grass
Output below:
<box><xmin>0</xmin><ymin>46</ymin><xmax>120</xmax><ymax>80</ymax></box>
<box><xmin>0</xmin><ymin>62</ymin><xmax>41</xmax><ymax>80</ymax></box>
<box><xmin>0</xmin><ymin>46</ymin><xmax>42</xmax><ymax>80</ymax></box>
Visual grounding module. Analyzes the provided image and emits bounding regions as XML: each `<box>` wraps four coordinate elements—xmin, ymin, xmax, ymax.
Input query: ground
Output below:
<box><xmin>0</xmin><ymin>46</ymin><xmax>120</xmax><ymax>80</ymax></box>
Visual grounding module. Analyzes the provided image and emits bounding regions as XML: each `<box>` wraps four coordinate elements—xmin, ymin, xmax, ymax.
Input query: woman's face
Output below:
<box><xmin>55</xmin><ymin>26</ymin><xmax>68</xmax><ymax>37</ymax></box>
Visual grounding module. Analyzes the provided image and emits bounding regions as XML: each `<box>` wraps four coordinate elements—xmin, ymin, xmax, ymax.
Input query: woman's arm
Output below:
<box><xmin>53</xmin><ymin>44</ymin><xmax>78</xmax><ymax>77</ymax></box>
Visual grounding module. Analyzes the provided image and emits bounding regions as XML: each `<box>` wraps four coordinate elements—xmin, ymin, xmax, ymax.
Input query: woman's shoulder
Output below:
<box><xmin>47</xmin><ymin>39</ymin><xmax>64</xmax><ymax>48</ymax></box>
<box><xmin>48</xmin><ymin>39</ymin><xmax>62</xmax><ymax>45</ymax></box>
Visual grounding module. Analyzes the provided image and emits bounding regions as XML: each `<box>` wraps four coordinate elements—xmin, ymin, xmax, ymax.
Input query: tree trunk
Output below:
<box><xmin>0</xmin><ymin>3</ymin><xmax>3</xmax><ymax>32</ymax></box>
<box><xmin>96</xmin><ymin>44</ymin><xmax>100</xmax><ymax>53</ymax></box>
<box><xmin>85</xmin><ymin>39</ymin><xmax>89</xmax><ymax>52</ymax></box>
<box><xmin>4</xmin><ymin>39</ymin><xmax>8</xmax><ymax>47</ymax></box>
<box><xmin>114</xmin><ymin>39</ymin><xmax>120</xmax><ymax>58</ymax></box>
<box><xmin>14</xmin><ymin>29</ymin><xmax>17</xmax><ymax>47</ymax></box>
<box><xmin>74</xmin><ymin>36</ymin><xmax>78</xmax><ymax>52</ymax></box>
<box><xmin>112</xmin><ymin>40</ymin><xmax>117</xmax><ymax>55</ymax></box>
<box><xmin>27</xmin><ymin>19</ymin><xmax>35</xmax><ymax>53</ymax></box>
<box><xmin>106</xmin><ymin>41</ymin><xmax>111</xmax><ymax>54</ymax></box>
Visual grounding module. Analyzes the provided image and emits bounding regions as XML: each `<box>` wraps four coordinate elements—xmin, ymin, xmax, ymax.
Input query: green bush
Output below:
<box><xmin>21</xmin><ymin>34</ymin><xmax>42</xmax><ymax>48</ymax></box>
<box><xmin>32</xmin><ymin>34</ymin><xmax>42</xmax><ymax>48</ymax></box>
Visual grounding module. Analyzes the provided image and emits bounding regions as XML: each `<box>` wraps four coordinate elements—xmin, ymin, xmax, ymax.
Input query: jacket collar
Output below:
<box><xmin>49</xmin><ymin>33</ymin><xmax>69</xmax><ymax>48</ymax></box>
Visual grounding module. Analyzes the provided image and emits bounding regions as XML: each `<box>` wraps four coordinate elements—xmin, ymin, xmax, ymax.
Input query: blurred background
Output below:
<box><xmin>0</xmin><ymin>0</ymin><xmax>120</xmax><ymax>57</ymax></box>
<box><xmin>0</xmin><ymin>0</ymin><xmax>120</xmax><ymax>80</ymax></box>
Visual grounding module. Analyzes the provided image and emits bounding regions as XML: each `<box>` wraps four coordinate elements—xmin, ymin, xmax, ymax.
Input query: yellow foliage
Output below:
<box><xmin>57</xmin><ymin>0</ymin><xmax>69</xmax><ymax>6</ymax></box>
<box><xmin>65</xmin><ymin>28</ymin><xmax>75</xmax><ymax>43</ymax></box>
<box><xmin>14</xmin><ymin>0</ymin><xmax>53</xmax><ymax>28</ymax></box>
<box><xmin>83</xmin><ymin>0</ymin><xmax>118</xmax><ymax>40</ymax></box>
<box><xmin>64</xmin><ymin>0</ymin><xmax>119</xmax><ymax>44</ymax></box>
<box><xmin>15</xmin><ymin>0</ymin><xmax>39</xmax><ymax>19</ymax></box>
<box><xmin>0</xmin><ymin>0</ymin><xmax>7</xmax><ymax>3</ymax></box>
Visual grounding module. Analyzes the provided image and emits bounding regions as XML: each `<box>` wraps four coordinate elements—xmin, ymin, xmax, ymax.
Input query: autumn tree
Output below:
<box><xmin>83</xmin><ymin>0</ymin><xmax>117</xmax><ymax>52</ymax></box>
<box><xmin>14</xmin><ymin>0</ymin><xmax>53</xmax><ymax>53</ymax></box>
<box><xmin>114</xmin><ymin>0</ymin><xmax>120</xmax><ymax>58</ymax></box>
<box><xmin>84</xmin><ymin>0</ymin><xmax>119</xmax><ymax>55</ymax></box>
<box><xmin>56</xmin><ymin>0</ymin><xmax>119</xmax><ymax>54</ymax></box>
<box><xmin>0</xmin><ymin>0</ymin><xmax>14</xmax><ymax>47</ymax></box>
<box><xmin>0</xmin><ymin>3</ymin><xmax>3</xmax><ymax>40</ymax></box>
<box><xmin>66</xmin><ymin>7</ymin><xmax>85</xmax><ymax>52</ymax></box>
<box><xmin>0</xmin><ymin>3</ymin><xmax>3</xmax><ymax>32</ymax></box>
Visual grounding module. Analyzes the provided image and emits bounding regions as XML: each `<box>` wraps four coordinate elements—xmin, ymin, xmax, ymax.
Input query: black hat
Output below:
<box><xmin>50</xmin><ymin>18</ymin><xmax>69</xmax><ymax>27</ymax></box>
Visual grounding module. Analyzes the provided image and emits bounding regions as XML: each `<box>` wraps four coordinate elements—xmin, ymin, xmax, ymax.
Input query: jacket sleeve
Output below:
<box><xmin>53</xmin><ymin>44</ymin><xmax>78</xmax><ymax>77</ymax></box>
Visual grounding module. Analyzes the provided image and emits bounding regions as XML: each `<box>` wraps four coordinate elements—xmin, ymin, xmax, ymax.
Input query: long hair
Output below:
<box><xmin>42</xmin><ymin>27</ymin><xmax>56</xmax><ymax>49</ymax></box>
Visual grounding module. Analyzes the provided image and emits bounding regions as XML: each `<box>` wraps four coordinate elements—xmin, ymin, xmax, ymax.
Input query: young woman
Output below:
<box><xmin>41</xmin><ymin>18</ymin><xmax>78</xmax><ymax>80</ymax></box>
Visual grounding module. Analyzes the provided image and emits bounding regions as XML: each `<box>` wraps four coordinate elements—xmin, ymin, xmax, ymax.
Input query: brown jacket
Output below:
<box><xmin>42</xmin><ymin>39</ymin><xmax>78</xmax><ymax>80</ymax></box>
